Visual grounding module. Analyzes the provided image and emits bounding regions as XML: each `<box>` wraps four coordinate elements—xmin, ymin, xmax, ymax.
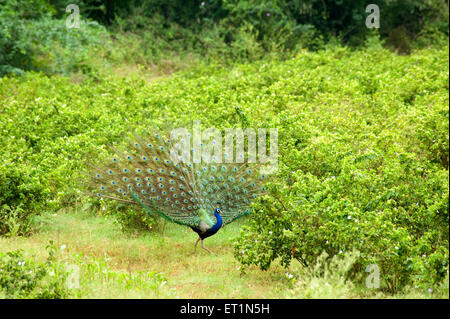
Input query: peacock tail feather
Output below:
<box><xmin>87</xmin><ymin>131</ymin><xmax>268</xmax><ymax>230</ymax></box>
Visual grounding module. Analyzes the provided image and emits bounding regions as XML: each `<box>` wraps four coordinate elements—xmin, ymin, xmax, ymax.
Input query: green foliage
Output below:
<box><xmin>0</xmin><ymin>0</ymin><xmax>109</xmax><ymax>76</ymax></box>
<box><xmin>230</xmin><ymin>46</ymin><xmax>449</xmax><ymax>293</ymax></box>
<box><xmin>0</xmin><ymin>44</ymin><xmax>447</xmax><ymax>294</ymax></box>
<box><xmin>112</xmin><ymin>206</ymin><xmax>158</xmax><ymax>234</ymax></box>
<box><xmin>0</xmin><ymin>162</ymin><xmax>48</xmax><ymax>235</ymax></box>
<box><xmin>0</xmin><ymin>241</ymin><xmax>71</xmax><ymax>298</ymax></box>
<box><xmin>235</xmin><ymin>167</ymin><xmax>448</xmax><ymax>292</ymax></box>
<box><xmin>0</xmin><ymin>239</ymin><xmax>167</xmax><ymax>298</ymax></box>
<box><xmin>94</xmin><ymin>0</ymin><xmax>449</xmax><ymax>52</ymax></box>
<box><xmin>26</xmin><ymin>18</ymin><xmax>110</xmax><ymax>75</ymax></box>
<box><xmin>413</xmin><ymin>103</ymin><xmax>449</xmax><ymax>167</ymax></box>
<box><xmin>2</xmin><ymin>0</ymin><xmax>447</xmax><ymax>76</ymax></box>
<box><xmin>287</xmin><ymin>250</ymin><xmax>360</xmax><ymax>298</ymax></box>
<box><xmin>90</xmin><ymin>199</ymin><xmax>158</xmax><ymax>234</ymax></box>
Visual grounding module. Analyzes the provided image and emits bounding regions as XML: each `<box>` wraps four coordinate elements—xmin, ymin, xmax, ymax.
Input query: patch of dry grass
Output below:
<box><xmin>1</xmin><ymin>210</ymin><xmax>445</xmax><ymax>299</ymax></box>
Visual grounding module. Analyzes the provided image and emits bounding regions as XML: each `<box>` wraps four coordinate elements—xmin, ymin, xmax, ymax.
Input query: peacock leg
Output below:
<box><xmin>194</xmin><ymin>237</ymin><xmax>201</xmax><ymax>253</ymax></box>
<box><xmin>201</xmin><ymin>239</ymin><xmax>214</xmax><ymax>254</ymax></box>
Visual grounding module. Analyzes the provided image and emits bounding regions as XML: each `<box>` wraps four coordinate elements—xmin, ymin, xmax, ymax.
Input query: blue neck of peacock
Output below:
<box><xmin>209</xmin><ymin>211</ymin><xmax>223</xmax><ymax>233</ymax></box>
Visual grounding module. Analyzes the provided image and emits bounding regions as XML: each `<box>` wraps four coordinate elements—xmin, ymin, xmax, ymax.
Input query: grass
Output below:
<box><xmin>1</xmin><ymin>208</ymin><xmax>446</xmax><ymax>299</ymax></box>
<box><xmin>0</xmin><ymin>209</ymin><xmax>294</xmax><ymax>298</ymax></box>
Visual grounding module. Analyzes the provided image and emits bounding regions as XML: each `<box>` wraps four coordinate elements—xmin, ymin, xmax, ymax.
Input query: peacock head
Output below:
<box><xmin>214</xmin><ymin>202</ymin><xmax>223</xmax><ymax>215</ymax></box>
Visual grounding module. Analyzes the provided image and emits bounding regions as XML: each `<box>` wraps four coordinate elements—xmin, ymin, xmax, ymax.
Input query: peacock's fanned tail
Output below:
<box><xmin>87</xmin><ymin>132</ymin><xmax>268</xmax><ymax>229</ymax></box>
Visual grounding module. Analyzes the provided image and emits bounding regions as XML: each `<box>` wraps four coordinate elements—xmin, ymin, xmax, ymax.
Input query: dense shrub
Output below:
<box><xmin>85</xmin><ymin>198</ymin><xmax>158</xmax><ymax>233</ymax></box>
<box><xmin>0</xmin><ymin>162</ymin><xmax>48</xmax><ymax>235</ymax></box>
<box><xmin>74</xmin><ymin>0</ymin><xmax>449</xmax><ymax>52</ymax></box>
<box><xmin>0</xmin><ymin>242</ymin><xmax>71</xmax><ymax>298</ymax></box>
<box><xmin>235</xmin><ymin>167</ymin><xmax>448</xmax><ymax>292</ymax></box>
<box><xmin>0</xmin><ymin>0</ymin><xmax>109</xmax><ymax>76</ymax></box>
<box><xmin>229</xmin><ymin>46</ymin><xmax>449</xmax><ymax>292</ymax></box>
<box><xmin>2</xmin><ymin>0</ymin><xmax>447</xmax><ymax>76</ymax></box>
<box><xmin>0</xmin><ymin>45</ymin><xmax>447</xmax><ymax>292</ymax></box>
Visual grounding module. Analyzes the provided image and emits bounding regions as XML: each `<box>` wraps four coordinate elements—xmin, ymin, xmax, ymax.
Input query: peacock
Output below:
<box><xmin>88</xmin><ymin>131</ymin><xmax>268</xmax><ymax>253</ymax></box>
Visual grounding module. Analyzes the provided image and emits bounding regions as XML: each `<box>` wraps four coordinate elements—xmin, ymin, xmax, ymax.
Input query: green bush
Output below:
<box><xmin>0</xmin><ymin>46</ymin><xmax>447</xmax><ymax>294</ymax></box>
<box><xmin>85</xmin><ymin>198</ymin><xmax>158</xmax><ymax>234</ymax></box>
<box><xmin>229</xmin><ymin>46</ymin><xmax>449</xmax><ymax>293</ymax></box>
<box><xmin>0</xmin><ymin>162</ymin><xmax>48</xmax><ymax>235</ymax></box>
<box><xmin>1</xmin><ymin>0</ymin><xmax>448</xmax><ymax>76</ymax></box>
<box><xmin>80</xmin><ymin>0</ymin><xmax>449</xmax><ymax>51</ymax></box>
<box><xmin>287</xmin><ymin>250</ymin><xmax>361</xmax><ymax>298</ymax></box>
<box><xmin>414</xmin><ymin>104</ymin><xmax>449</xmax><ymax>167</ymax></box>
<box><xmin>0</xmin><ymin>0</ymin><xmax>109</xmax><ymax>76</ymax></box>
<box><xmin>234</xmin><ymin>166</ymin><xmax>448</xmax><ymax>292</ymax></box>
<box><xmin>0</xmin><ymin>242</ymin><xmax>71</xmax><ymax>298</ymax></box>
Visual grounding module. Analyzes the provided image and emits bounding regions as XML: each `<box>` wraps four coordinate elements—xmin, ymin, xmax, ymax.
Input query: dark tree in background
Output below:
<box><xmin>1</xmin><ymin>0</ymin><xmax>448</xmax><ymax>74</ymax></box>
<box><xmin>48</xmin><ymin>0</ymin><xmax>448</xmax><ymax>42</ymax></box>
